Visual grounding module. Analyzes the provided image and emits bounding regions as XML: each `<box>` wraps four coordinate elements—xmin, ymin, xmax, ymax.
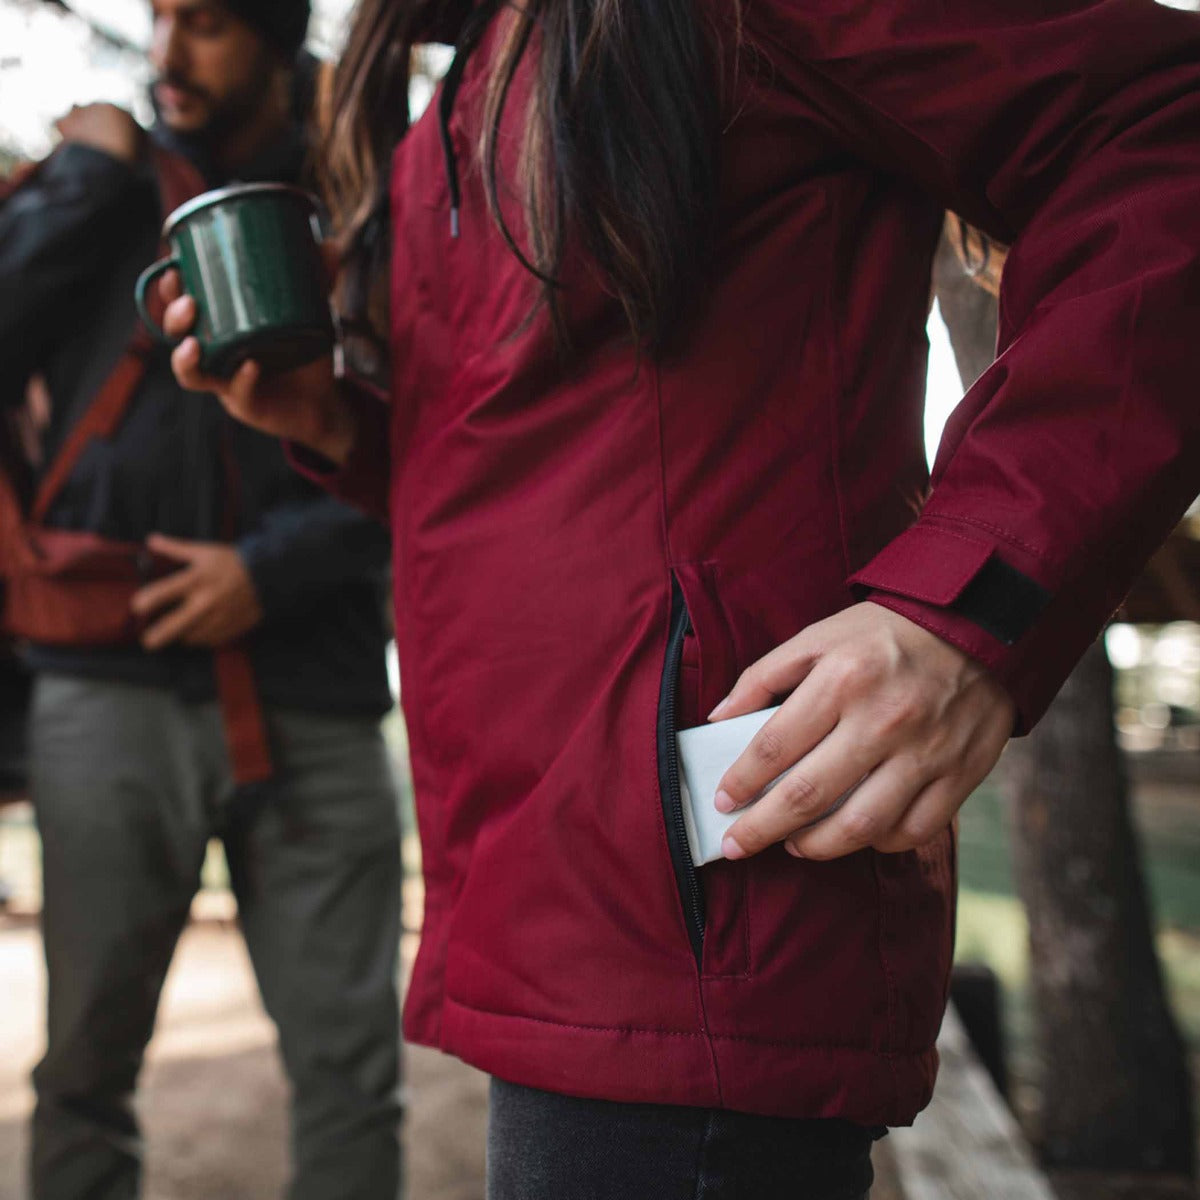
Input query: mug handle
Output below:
<box><xmin>133</xmin><ymin>255</ymin><xmax>183</xmax><ymax>345</ymax></box>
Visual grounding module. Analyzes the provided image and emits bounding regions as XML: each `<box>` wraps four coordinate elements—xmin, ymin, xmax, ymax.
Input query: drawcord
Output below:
<box><xmin>438</xmin><ymin>0</ymin><xmax>502</xmax><ymax>238</ymax></box>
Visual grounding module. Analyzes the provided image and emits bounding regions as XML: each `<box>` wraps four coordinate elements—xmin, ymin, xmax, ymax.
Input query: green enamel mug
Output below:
<box><xmin>135</xmin><ymin>183</ymin><xmax>334</xmax><ymax>378</ymax></box>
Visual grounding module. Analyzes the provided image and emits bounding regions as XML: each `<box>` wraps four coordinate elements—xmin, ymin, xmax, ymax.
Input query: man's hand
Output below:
<box><xmin>712</xmin><ymin>602</ymin><xmax>1015</xmax><ymax>861</ymax></box>
<box><xmin>54</xmin><ymin>103</ymin><xmax>143</xmax><ymax>165</ymax></box>
<box><xmin>159</xmin><ymin>253</ymin><xmax>357</xmax><ymax>465</ymax></box>
<box><xmin>131</xmin><ymin>534</ymin><xmax>264</xmax><ymax>650</ymax></box>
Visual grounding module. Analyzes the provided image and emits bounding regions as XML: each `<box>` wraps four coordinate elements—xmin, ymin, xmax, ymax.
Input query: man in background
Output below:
<box><xmin>0</xmin><ymin>3</ymin><xmax>403</xmax><ymax>1197</ymax></box>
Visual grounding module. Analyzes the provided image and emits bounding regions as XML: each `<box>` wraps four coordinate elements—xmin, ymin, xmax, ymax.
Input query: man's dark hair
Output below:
<box><xmin>223</xmin><ymin>0</ymin><xmax>311</xmax><ymax>60</ymax></box>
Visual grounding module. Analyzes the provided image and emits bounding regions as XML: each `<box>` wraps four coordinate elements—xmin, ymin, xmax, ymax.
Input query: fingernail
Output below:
<box><xmin>722</xmin><ymin>835</ymin><xmax>746</xmax><ymax>861</ymax></box>
<box><xmin>714</xmin><ymin>789</ymin><xmax>736</xmax><ymax>814</ymax></box>
<box><xmin>708</xmin><ymin>696</ymin><xmax>731</xmax><ymax>721</ymax></box>
<box><xmin>785</xmin><ymin>840</ymin><xmax>806</xmax><ymax>859</ymax></box>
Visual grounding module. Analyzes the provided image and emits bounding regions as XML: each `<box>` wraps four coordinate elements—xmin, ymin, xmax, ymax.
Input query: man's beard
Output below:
<box><xmin>155</xmin><ymin>54</ymin><xmax>275</xmax><ymax>144</ymax></box>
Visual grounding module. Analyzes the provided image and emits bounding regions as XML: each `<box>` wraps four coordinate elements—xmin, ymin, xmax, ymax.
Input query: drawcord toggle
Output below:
<box><xmin>437</xmin><ymin>0</ymin><xmax>501</xmax><ymax>239</ymax></box>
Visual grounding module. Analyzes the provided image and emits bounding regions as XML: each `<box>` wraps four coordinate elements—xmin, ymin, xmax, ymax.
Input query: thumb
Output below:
<box><xmin>146</xmin><ymin>532</ymin><xmax>201</xmax><ymax>562</ymax></box>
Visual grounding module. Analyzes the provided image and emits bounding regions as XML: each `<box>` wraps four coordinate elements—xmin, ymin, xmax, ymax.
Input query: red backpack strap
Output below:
<box><xmin>214</xmin><ymin>644</ymin><xmax>274</xmax><ymax>784</ymax></box>
<box><xmin>30</xmin><ymin>334</ymin><xmax>152</xmax><ymax>523</ymax></box>
<box><xmin>214</xmin><ymin>428</ymin><xmax>274</xmax><ymax>785</ymax></box>
<box><xmin>30</xmin><ymin>148</ymin><xmax>208</xmax><ymax>525</ymax></box>
<box><xmin>0</xmin><ymin>418</ymin><xmax>30</xmax><ymax>572</ymax></box>
<box><xmin>149</xmin><ymin>145</ymin><xmax>208</xmax><ymax>221</ymax></box>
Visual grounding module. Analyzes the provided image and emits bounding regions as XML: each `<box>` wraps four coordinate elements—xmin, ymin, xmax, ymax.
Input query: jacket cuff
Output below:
<box><xmin>848</xmin><ymin>521</ymin><xmax>1074</xmax><ymax>734</ymax></box>
<box><xmin>284</xmin><ymin>379</ymin><xmax>391</xmax><ymax>524</ymax></box>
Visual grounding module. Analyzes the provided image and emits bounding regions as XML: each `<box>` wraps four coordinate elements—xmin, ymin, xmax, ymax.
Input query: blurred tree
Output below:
<box><xmin>934</xmin><ymin>218</ymin><xmax>1196</xmax><ymax>1188</ymax></box>
<box><xmin>33</xmin><ymin>0</ymin><xmax>140</xmax><ymax>52</ymax></box>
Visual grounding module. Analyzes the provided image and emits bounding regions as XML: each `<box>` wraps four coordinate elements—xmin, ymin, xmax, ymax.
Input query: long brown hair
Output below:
<box><xmin>323</xmin><ymin>0</ymin><xmax>736</xmax><ymax>354</ymax></box>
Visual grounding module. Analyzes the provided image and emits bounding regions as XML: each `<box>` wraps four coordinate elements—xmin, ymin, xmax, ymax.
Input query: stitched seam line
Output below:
<box><xmin>653</xmin><ymin>362</ymin><xmax>722</xmax><ymax>1103</ymax></box>
<box><xmin>855</xmin><ymin>526</ymin><xmax>995</xmax><ymax>603</ymax></box>
<box><xmin>896</xmin><ymin>524</ymin><xmax>991</xmax><ymax>550</ymax></box>
<box><xmin>749</xmin><ymin>22</ymin><xmax>997</xmax><ymax>242</ymax></box>
<box><xmin>872</xmin><ymin>852</ymin><xmax>904</xmax><ymax>1116</ymax></box>
<box><xmin>823</xmin><ymin>187</ymin><xmax>853</xmax><ymax>585</ymax></box>
<box><xmin>743</xmin><ymin>869</ymin><xmax>753</xmax><ymax>976</ymax></box>
<box><xmin>861</xmin><ymin>579</ymin><xmax>981</xmax><ymax>606</ymax></box>
<box><xmin>443</xmin><ymin>994</ymin><xmax>936</xmax><ymax>1055</ymax></box>
<box><xmin>921</xmin><ymin>512</ymin><xmax>1051</xmax><ymax>563</ymax></box>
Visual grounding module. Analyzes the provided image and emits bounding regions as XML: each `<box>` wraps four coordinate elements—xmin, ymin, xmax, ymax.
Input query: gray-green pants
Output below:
<box><xmin>28</xmin><ymin>675</ymin><xmax>403</xmax><ymax>1200</ymax></box>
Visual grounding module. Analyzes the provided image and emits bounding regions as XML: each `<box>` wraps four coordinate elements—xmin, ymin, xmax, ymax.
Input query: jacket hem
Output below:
<box><xmin>424</xmin><ymin>993</ymin><xmax>938</xmax><ymax>1125</ymax></box>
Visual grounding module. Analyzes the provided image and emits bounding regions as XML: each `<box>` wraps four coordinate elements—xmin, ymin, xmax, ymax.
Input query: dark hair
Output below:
<box><xmin>222</xmin><ymin>0</ymin><xmax>311</xmax><ymax>61</ymax></box>
<box><xmin>323</xmin><ymin>0</ymin><xmax>737</xmax><ymax>355</ymax></box>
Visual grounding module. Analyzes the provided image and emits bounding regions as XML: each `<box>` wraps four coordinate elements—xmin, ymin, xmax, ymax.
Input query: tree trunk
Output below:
<box><xmin>932</xmin><ymin>227</ymin><xmax>1195</xmax><ymax>1178</ymax></box>
<box><xmin>1000</xmin><ymin>643</ymin><xmax>1194</xmax><ymax>1175</ymax></box>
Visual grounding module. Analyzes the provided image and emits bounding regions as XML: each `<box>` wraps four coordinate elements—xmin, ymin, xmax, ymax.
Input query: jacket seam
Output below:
<box><xmin>871</xmin><ymin>851</ymin><xmax>904</xmax><ymax>1113</ymax></box>
<box><xmin>753</xmin><ymin>24</ymin><xmax>1005</xmax><ymax>242</ymax></box>
<box><xmin>824</xmin><ymin>185</ymin><xmax>853</xmax><ymax>585</ymax></box>
<box><xmin>652</xmin><ymin>359</ymin><xmax>675</xmax><ymax>567</ymax></box>
<box><xmin>651</xmin><ymin>360</ymin><xmax>724</xmax><ymax>1104</ymax></box>
<box><xmin>443</xmin><ymin>994</ymin><xmax>936</xmax><ymax>1056</ymax></box>
<box><xmin>700</xmin><ymin>966</ymin><xmax>752</xmax><ymax>982</ymax></box>
<box><xmin>922</xmin><ymin>512</ymin><xmax>1051</xmax><ymax>564</ymax></box>
<box><xmin>743</xmin><ymin>865</ymin><xmax>753</xmax><ymax>975</ymax></box>
<box><xmin>863</xmin><ymin>580</ymin><xmax>975</xmax><ymax>606</ymax></box>
<box><xmin>892</xmin><ymin>524</ymin><xmax>989</xmax><ymax>551</ymax></box>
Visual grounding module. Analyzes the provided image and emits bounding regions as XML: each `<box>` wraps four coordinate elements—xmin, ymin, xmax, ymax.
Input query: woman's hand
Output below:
<box><xmin>159</xmin><ymin>264</ymin><xmax>358</xmax><ymax>466</ymax></box>
<box><xmin>711</xmin><ymin>602</ymin><xmax>1015</xmax><ymax>861</ymax></box>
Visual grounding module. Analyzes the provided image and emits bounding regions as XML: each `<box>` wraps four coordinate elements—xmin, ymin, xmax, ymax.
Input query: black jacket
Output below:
<box><xmin>0</xmin><ymin>120</ymin><xmax>393</xmax><ymax>717</ymax></box>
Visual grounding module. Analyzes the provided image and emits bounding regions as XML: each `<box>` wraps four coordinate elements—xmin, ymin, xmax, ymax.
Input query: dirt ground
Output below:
<box><xmin>0</xmin><ymin>913</ymin><xmax>489</xmax><ymax>1200</ymax></box>
<box><xmin>0</xmin><ymin>905</ymin><xmax>909</xmax><ymax>1199</ymax></box>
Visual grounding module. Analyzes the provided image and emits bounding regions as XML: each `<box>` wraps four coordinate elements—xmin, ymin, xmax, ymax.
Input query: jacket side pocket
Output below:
<box><xmin>657</xmin><ymin>572</ymin><xmax>705</xmax><ymax>967</ymax></box>
<box><xmin>664</xmin><ymin>563</ymin><xmax>749</xmax><ymax>979</ymax></box>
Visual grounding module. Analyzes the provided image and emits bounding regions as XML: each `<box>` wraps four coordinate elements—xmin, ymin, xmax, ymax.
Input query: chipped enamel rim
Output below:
<box><xmin>162</xmin><ymin>182</ymin><xmax>317</xmax><ymax>239</ymax></box>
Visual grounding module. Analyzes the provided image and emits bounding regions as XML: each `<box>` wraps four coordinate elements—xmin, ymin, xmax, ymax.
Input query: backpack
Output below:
<box><xmin>0</xmin><ymin>147</ymin><xmax>273</xmax><ymax>785</ymax></box>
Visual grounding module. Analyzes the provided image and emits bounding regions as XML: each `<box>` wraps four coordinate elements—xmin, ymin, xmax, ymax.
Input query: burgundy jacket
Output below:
<box><xmin>311</xmin><ymin>0</ymin><xmax>1200</xmax><ymax>1123</ymax></box>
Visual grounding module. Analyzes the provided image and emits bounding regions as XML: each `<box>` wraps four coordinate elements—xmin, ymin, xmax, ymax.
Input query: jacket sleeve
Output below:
<box><xmin>756</xmin><ymin>0</ymin><xmax>1200</xmax><ymax>730</ymax></box>
<box><xmin>237</xmin><ymin>490</ymin><xmax>391</xmax><ymax>619</ymax></box>
<box><xmin>0</xmin><ymin>145</ymin><xmax>157</xmax><ymax>401</ymax></box>
<box><xmin>284</xmin><ymin>378</ymin><xmax>394</xmax><ymax>525</ymax></box>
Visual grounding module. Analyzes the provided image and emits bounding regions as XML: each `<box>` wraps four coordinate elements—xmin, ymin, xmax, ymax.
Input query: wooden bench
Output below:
<box><xmin>887</xmin><ymin>1005</ymin><xmax>1056</xmax><ymax>1200</ymax></box>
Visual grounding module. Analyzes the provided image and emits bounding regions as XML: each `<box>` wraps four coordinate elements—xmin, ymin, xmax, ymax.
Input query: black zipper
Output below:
<box><xmin>657</xmin><ymin>573</ymin><xmax>706</xmax><ymax>967</ymax></box>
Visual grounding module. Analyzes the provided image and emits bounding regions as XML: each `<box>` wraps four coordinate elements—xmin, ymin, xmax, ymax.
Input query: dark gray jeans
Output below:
<box><xmin>487</xmin><ymin>1078</ymin><xmax>878</xmax><ymax>1200</ymax></box>
<box><xmin>28</xmin><ymin>675</ymin><xmax>403</xmax><ymax>1200</ymax></box>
